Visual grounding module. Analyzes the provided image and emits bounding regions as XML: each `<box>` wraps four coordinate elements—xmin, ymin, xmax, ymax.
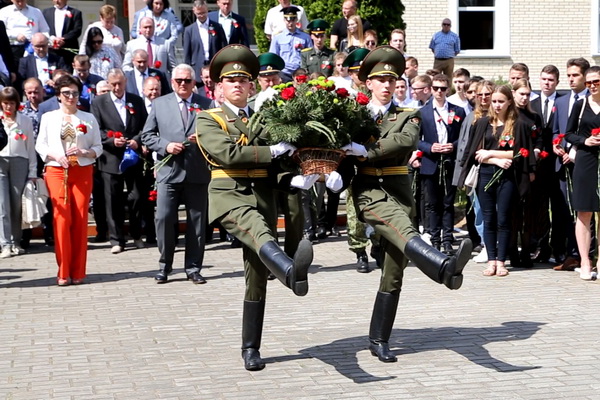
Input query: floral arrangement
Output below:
<box><xmin>251</xmin><ymin>76</ymin><xmax>378</xmax><ymax>150</ymax></box>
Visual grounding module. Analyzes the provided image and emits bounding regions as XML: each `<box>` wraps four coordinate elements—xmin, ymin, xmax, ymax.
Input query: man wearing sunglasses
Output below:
<box><xmin>429</xmin><ymin>18</ymin><xmax>460</xmax><ymax>78</ymax></box>
<box><xmin>300</xmin><ymin>19</ymin><xmax>334</xmax><ymax>77</ymax></box>
<box><xmin>417</xmin><ymin>73</ymin><xmax>465</xmax><ymax>255</ymax></box>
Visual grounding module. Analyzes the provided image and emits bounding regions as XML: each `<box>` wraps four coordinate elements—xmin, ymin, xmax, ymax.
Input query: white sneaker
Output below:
<box><xmin>0</xmin><ymin>247</ymin><xmax>12</xmax><ymax>258</ymax></box>
<box><xmin>110</xmin><ymin>245</ymin><xmax>123</xmax><ymax>254</ymax></box>
<box><xmin>11</xmin><ymin>245</ymin><xmax>25</xmax><ymax>255</ymax></box>
<box><xmin>473</xmin><ymin>247</ymin><xmax>487</xmax><ymax>263</ymax></box>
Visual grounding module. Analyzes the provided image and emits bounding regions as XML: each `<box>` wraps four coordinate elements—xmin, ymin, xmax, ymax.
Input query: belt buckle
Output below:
<box><xmin>247</xmin><ymin>169</ymin><xmax>255</xmax><ymax>178</ymax></box>
<box><xmin>375</xmin><ymin>168</ymin><xmax>383</xmax><ymax>177</ymax></box>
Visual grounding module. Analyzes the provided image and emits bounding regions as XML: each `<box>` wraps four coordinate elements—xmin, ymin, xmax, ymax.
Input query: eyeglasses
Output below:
<box><xmin>432</xmin><ymin>86</ymin><xmax>448</xmax><ymax>92</ymax></box>
<box><xmin>92</xmin><ymin>40</ymin><xmax>103</xmax><ymax>44</ymax></box>
<box><xmin>284</xmin><ymin>17</ymin><xmax>297</xmax><ymax>21</ymax></box>
<box><xmin>585</xmin><ymin>79</ymin><xmax>600</xmax><ymax>87</ymax></box>
<box><xmin>174</xmin><ymin>78</ymin><xmax>193</xmax><ymax>84</ymax></box>
<box><xmin>477</xmin><ymin>92</ymin><xmax>492</xmax><ymax>97</ymax></box>
<box><xmin>442</xmin><ymin>23</ymin><xmax>451</xmax><ymax>26</ymax></box>
<box><xmin>365</xmin><ymin>41</ymin><xmax>376</xmax><ymax>45</ymax></box>
<box><xmin>60</xmin><ymin>90</ymin><xmax>80</xmax><ymax>98</ymax></box>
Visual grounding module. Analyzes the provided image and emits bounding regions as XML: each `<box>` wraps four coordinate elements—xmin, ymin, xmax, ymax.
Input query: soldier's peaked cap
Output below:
<box><xmin>358</xmin><ymin>45</ymin><xmax>405</xmax><ymax>82</ymax></box>
<box><xmin>342</xmin><ymin>47</ymin><xmax>370</xmax><ymax>71</ymax></box>
<box><xmin>209</xmin><ymin>44</ymin><xmax>259</xmax><ymax>82</ymax></box>
<box><xmin>257</xmin><ymin>53</ymin><xmax>285</xmax><ymax>76</ymax></box>
<box><xmin>306</xmin><ymin>19</ymin><xmax>329</xmax><ymax>34</ymax></box>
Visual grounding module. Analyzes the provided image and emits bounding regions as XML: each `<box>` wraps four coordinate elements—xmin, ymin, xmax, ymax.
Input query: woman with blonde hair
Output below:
<box><xmin>339</xmin><ymin>15</ymin><xmax>363</xmax><ymax>53</ymax></box>
<box><xmin>79</xmin><ymin>5</ymin><xmax>125</xmax><ymax>65</ymax></box>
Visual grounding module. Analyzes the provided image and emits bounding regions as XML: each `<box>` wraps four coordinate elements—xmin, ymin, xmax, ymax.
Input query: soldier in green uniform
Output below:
<box><xmin>338</xmin><ymin>46</ymin><xmax>472</xmax><ymax>363</ymax></box>
<box><xmin>196</xmin><ymin>45</ymin><xmax>313</xmax><ymax>371</ymax></box>
<box><xmin>301</xmin><ymin>19</ymin><xmax>335</xmax><ymax>77</ymax></box>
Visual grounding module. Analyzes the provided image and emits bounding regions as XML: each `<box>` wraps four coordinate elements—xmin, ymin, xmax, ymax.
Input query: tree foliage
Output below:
<box><xmin>253</xmin><ymin>0</ymin><xmax>405</xmax><ymax>53</ymax></box>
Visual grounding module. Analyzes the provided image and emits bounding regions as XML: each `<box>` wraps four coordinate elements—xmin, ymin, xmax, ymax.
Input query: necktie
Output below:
<box><xmin>238</xmin><ymin>108</ymin><xmax>248</xmax><ymax>124</ymax></box>
<box><xmin>375</xmin><ymin>110</ymin><xmax>383</xmax><ymax>123</ymax></box>
<box><xmin>181</xmin><ymin>99</ymin><xmax>188</xmax><ymax>125</ymax></box>
<box><xmin>543</xmin><ymin>98</ymin><xmax>549</xmax><ymax>127</ymax></box>
<box><xmin>146</xmin><ymin>39</ymin><xmax>154</xmax><ymax>66</ymax></box>
<box><xmin>574</xmin><ymin>93</ymin><xmax>579</xmax><ymax>102</ymax></box>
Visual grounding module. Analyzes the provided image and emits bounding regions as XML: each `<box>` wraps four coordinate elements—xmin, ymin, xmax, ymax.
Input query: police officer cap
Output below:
<box><xmin>342</xmin><ymin>47</ymin><xmax>370</xmax><ymax>71</ymax></box>
<box><xmin>281</xmin><ymin>6</ymin><xmax>300</xmax><ymax>19</ymax></box>
<box><xmin>209</xmin><ymin>44</ymin><xmax>259</xmax><ymax>82</ymax></box>
<box><xmin>306</xmin><ymin>19</ymin><xmax>329</xmax><ymax>34</ymax></box>
<box><xmin>257</xmin><ymin>53</ymin><xmax>285</xmax><ymax>76</ymax></box>
<box><xmin>358</xmin><ymin>45</ymin><xmax>405</xmax><ymax>82</ymax></box>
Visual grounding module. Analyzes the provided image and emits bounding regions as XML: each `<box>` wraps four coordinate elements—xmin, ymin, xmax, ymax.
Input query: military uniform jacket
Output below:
<box><xmin>300</xmin><ymin>47</ymin><xmax>335</xmax><ymax>77</ymax></box>
<box><xmin>196</xmin><ymin>105</ymin><xmax>284</xmax><ymax>222</ymax></box>
<box><xmin>347</xmin><ymin>105</ymin><xmax>422</xmax><ymax>214</ymax></box>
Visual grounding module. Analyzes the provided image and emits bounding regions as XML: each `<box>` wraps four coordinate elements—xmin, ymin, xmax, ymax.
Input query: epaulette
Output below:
<box><xmin>301</xmin><ymin>47</ymin><xmax>313</xmax><ymax>52</ymax></box>
<box><xmin>205</xmin><ymin>107</ymin><xmax>223</xmax><ymax>113</ymax></box>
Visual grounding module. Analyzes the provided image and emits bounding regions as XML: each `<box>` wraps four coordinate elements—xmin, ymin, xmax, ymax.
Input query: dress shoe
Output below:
<box><xmin>133</xmin><ymin>239</ymin><xmax>146</xmax><ymax>249</ymax></box>
<box><xmin>110</xmin><ymin>245</ymin><xmax>123</xmax><ymax>254</ymax></box>
<box><xmin>369</xmin><ymin>342</ymin><xmax>397</xmax><ymax>363</ymax></box>
<box><xmin>316</xmin><ymin>226</ymin><xmax>327</xmax><ymax>240</ymax></box>
<box><xmin>331</xmin><ymin>225</ymin><xmax>341</xmax><ymax>237</ymax></box>
<box><xmin>44</xmin><ymin>237</ymin><xmax>55</xmax><ymax>247</ymax></box>
<box><xmin>155</xmin><ymin>271</ymin><xmax>168</xmax><ymax>283</ymax></box>
<box><xmin>303</xmin><ymin>230</ymin><xmax>317</xmax><ymax>242</ymax></box>
<box><xmin>186</xmin><ymin>271</ymin><xmax>207</xmax><ymax>284</ymax></box>
<box><xmin>356</xmin><ymin>250</ymin><xmax>370</xmax><ymax>273</ymax></box>
<box><xmin>242</xmin><ymin>348</ymin><xmax>265</xmax><ymax>371</ymax></box>
<box><xmin>442</xmin><ymin>243</ymin><xmax>454</xmax><ymax>255</ymax></box>
<box><xmin>553</xmin><ymin>256</ymin><xmax>580</xmax><ymax>271</ymax></box>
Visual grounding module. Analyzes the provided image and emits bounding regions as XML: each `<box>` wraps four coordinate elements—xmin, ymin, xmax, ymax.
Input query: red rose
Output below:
<box><xmin>519</xmin><ymin>148</ymin><xmax>529</xmax><ymax>158</ymax></box>
<box><xmin>154</xmin><ymin>60</ymin><xmax>162</xmax><ymax>69</ymax></box>
<box><xmin>295</xmin><ymin>74</ymin><xmax>308</xmax><ymax>84</ymax></box>
<box><xmin>335</xmin><ymin>88</ymin><xmax>350</xmax><ymax>98</ymax></box>
<box><xmin>281</xmin><ymin>87</ymin><xmax>296</xmax><ymax>101</ymax></box>
<box><xmin>416</xmin><ymin>150</ymin><xmax>424</xmax><ymax>158</ymax></box>
<box><xmin>539</xmin><ymin>150</ymin><xmax>549</xmax><ymax>159</ymax></box>
<box><xmin>356</xmin><ymin>92</ymin><xmax>370</xmax><ymax>105</ymax></box>
<box><xmin>592</xmin><ymin>127</ymin><xmax>600</xmax><ymax>136</ymax></box>
<box><xmin>76</xmin><ymin>123</ymin><xmax>87</xmax><ymax>134</ymax></box>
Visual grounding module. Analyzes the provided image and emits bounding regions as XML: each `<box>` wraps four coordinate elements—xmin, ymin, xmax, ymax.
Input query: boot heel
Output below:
<box><xmin>293</xmin><ymin>280</ymin><xmax>308</xmax><ymax>296</ymax></box>
<box><xmin>448</xmin><ymin>275</ymin><xmax>463</xmax><ymax>290</ymax></box>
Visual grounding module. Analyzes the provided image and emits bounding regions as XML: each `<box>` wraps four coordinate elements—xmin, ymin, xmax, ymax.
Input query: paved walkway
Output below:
<box><xmin>1</xmin><ymin>233</ymin><xmax>599</xmax><ymax>399</ymax></box>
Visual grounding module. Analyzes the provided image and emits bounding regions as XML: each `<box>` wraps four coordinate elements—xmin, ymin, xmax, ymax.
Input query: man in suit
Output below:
<box><xmin>418</xmin><ymin>73</ymin><xmax>465</xmax><ymax>254</ymax></box>
<box><xmin>208</xmin><ymin>0</ymin><xmax>249</xmax><ymax>47</ymax></box>
<box><xmin>196</xmin><ymin>45</ymin><xmax>313</xmax><ymax>371</ymax></box>
<box><xmin>18</xmin><ymin>33</ymin><xmax>68</xmax><ymax>98</ymax></box>
<box><xmin>551</xmin><ymin>57</ymin><xmax>590</xmax><ymax>270</ymax></box>
<box><xmin>528</xmin><ymin>65</ymin><xmax>563</xmax><ymax>263</ymax></box>
<box><xmin>42</xmin><ymin>0</ymin><xmax>82</xmax><ymax>69</ymax></box>
<box><xmin>72</xmin><ymin>54</ymin><xmax>103</xmax><ymax>104</ymax></box>
<box><xmin>91</xmin><ymin>68</ymin><xmax>148</xmax><ymax>254</ymax></box>
<box><xmin>0</xmin><ymin>21</ymin><xmax>16</xmax><ymax>86</ymax></box>
<box><xmin>142</xmin><ymin>63</ymin><xmax>212</xmax><ymax>284</ymax></box>
<box><xmin>184</xmin><ymin>0</ymin><xmax>227</xmax><ymax>82</ymax></box>
<box><xmin>124</xmin><ymin>49</ymin><xmax>171</xmax><ymax>98</ymax></box>
<box><xmin>339</xmin><ymin>46</ymin><xmax>471</xmax><ymax>364</ymax></box>
<box><xmin>122</xmin><ymin>17</ymin><xmax>175</xmax><ymax>76</ymax></box>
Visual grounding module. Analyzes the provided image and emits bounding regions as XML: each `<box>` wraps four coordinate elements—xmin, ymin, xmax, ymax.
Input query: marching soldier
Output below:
<box><xmin>301</xmin><ymin>19</ymin><xmax>335</xmax><ymax>77</ymax></box>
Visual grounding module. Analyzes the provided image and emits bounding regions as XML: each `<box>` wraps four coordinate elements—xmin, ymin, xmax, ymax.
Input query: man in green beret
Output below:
<box><xmin>196</xmin><ymin>44</ymin><xmax>313</xmax><ymax>371</ymax></box>
<box><xmin>301</xmin><ymin>19</ymin><xmax>335</xmax><ymax>77</ymax></box>
<box><xmin>337</xmin><ymin>46</ymin><xmax>472</xmax><ymax>363</ymax></box>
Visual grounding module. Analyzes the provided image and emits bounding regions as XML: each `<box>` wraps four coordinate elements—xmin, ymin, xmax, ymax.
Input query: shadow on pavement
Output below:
<box><xmin>268</xmin><ymin>321</ymin><xmax>544</xmax><ymax>383</ymax></box>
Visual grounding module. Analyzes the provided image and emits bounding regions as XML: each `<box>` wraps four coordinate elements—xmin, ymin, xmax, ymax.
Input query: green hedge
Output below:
<box><xmin>253</xmin><ymin>0</ymin><xmax>405</xmax><ymax>53</ymax></box>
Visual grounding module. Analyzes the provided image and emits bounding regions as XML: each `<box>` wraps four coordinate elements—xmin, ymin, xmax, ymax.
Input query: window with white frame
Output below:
<box><xmin>592</xmin><ymin>0</ymin><xmax>600</xmax><ymax>54</ymax></box>
<box><xmin>449</xmin><ymin>0</ymin><xmax>510</xmax><ymax>57</ymax></box>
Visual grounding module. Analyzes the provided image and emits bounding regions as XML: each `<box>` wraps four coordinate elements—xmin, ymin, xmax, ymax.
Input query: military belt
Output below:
<box><xmin>211</xmin><ymin>169</ymin><xmax>269</xmax><ymax>179</ymax></box>
<box><xmin>357</xmin><ymin>166</ymin><xmax>409</xmax><ymax>176</ymax></box>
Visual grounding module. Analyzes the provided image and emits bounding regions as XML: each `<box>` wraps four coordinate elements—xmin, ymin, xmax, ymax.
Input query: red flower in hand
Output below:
<box><xmin>552</xmin><ymin>133</ymin><xmax>566</xmax><ymax>146</ymax></box>
<box><xmin>148</xmin><ymin>190</ymin><xmax>158</xmax><ymax>201</ymax></box>
<box><xmin>539</xmin><ymin>150</ymin><xmax>549</xmax><ymax>159</ymax></box>
<box><xmin>76</xmin><ymin>123</ymin><xmax>87</xmax><ymax>134</ymax></box>
<box><xmin>281</xmin><ymin>87</ymin><xmax>296</xmax><ymax>100</ymax></box>
<box><xmin>295</xmin><ymin>74</ymin><xmax>308</xmax><ymax>84</ymax></box>
<box><xmin>592</xmin><ymin>127</ymin><xmax>600</xmax><ymax>136</ymax></box>
<box><xmin>153</xmin><ymin>60</ymin><xmax>162</xmax><ymax>69</ymax></box>
<box><xmin>416</xmin><ymin>150</ymin><xmax>424</xmax><ymax>158</ymax></box>
<box><xmin>356</xmin><ymin>92</ymin><xmax>370</xmax><ymax>105</ymax></box>
<box><xmin>519</xmin><ymin>148</ymin><xmax>529</xmax><ymax>158</ymax></box>
<box><xmin>335</xmin><ymin>88</ymin><xmax>350</xmax><ymax>98</ymax></box>
<box><xmin>107</xmin><ymin>130</ymin><xmax>123</xmax><ymax>138</ymax></box>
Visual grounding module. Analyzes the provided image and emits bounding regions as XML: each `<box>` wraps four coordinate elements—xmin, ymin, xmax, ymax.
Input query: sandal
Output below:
<box><xmin>482</xmin><ymin>264</ymin><xmax>496</xmax><ymax>276</ymax></box>
<box><xmin>496</xmin><ymin>266</ymin><xmax>509</xmax><ymax>277</ymax></box>
<box><xmin>57</xmin><ymin>278</ymin><xmax>70</xmax><ymax>286</ymax></box>
<box><xmin>580</xmin><ymin>265</ymin><xmax>593</xmax><ymax>281</ymax></box>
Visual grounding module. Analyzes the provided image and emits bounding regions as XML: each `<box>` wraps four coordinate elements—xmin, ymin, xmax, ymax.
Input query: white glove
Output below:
<box><xmin>325</xmin><ymin>171</ymin><xmax>343</xmax><ymax>193</ymax></box>
<box><xmin>290</xmin><ymin>174</ymin><xmax>320</xmax><ymax>190</ymax></box>
<box><xmin>270</xmin><ymin>142</ymin><xmax>297</xmax><ymax>158</ymax></box>
<box><xmin>341</xmin><ymin>142</ymin><xmax>368</xmax><ymax>157</ymax></box>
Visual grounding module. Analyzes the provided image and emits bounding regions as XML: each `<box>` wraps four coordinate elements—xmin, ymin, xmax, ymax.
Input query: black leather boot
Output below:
<box><xmin>369</xmin><ymin>291</ymin><xmax>400</xmax><ymax>363</ymax></box>
<box><xmin>258</xmin><ymin>239</ymin><xmax>313</xmax><ymax>296</ymax></box>
<box><xmin>356</xmin><ymin>250</ymin><xmax>370</xmax><ymax>273</ymax></box>
<box><xmin>404</xmin><ymin>237</ymin><xmax>472</xmax><ymax>290</ymax></box>
<box><xmin>241</xmin><ymin>300</ymin><xmax>266</xmax><ymax>371</ymax></box>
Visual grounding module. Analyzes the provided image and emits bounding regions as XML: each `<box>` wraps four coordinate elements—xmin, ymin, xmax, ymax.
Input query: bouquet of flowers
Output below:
<box><xmin>250</xmin><ymin>76</ymin><xmax>379</xmax><ymax>174</ymax></box>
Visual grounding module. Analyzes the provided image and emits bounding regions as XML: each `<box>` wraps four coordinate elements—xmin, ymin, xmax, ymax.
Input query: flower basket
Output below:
<box><xmin>294</xmin><ymin>148</ymin><xmax>346</xmax><ymax>175</ymax></box>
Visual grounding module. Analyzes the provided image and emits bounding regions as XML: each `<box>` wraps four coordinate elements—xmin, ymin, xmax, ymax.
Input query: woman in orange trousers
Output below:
<box><xmin>36</xmin><ymin>75</ymin><xmax>103</xmax><ymax>286</ymax></box>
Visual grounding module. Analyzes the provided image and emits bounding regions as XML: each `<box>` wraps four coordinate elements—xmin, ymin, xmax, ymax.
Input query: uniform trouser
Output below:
<box><xmin>155</xmin><ymin>181</ymin><xmax>207</xmax><ymax>274</ymax></box>
<box><xmin>0</xmin><ymin>157</ymin><xmax>28</xmax><ymax>247</ymax></box>
<box><xmin>354</xmin><ymin>184</ymin><xmax>418</xmax><ymax>293</ymax></box>
<box><xmin>218</xmin><ymin>186</ymin><xmax>278</xmax><ymax>301</ymax></box>
<box><xmin>45</xmin><ymin>165</ymin><xmax>93</xmax><ymax>280</ymax></box>
<box><xmin>300</xmin><ymin>188</ymin><xmax>317</xmax><ymax>233</ymax></box>
<box><xmin>277</xmin><ymin>190</ymin><xmax>302</xmax><ymax>257</ymax></box>
<box><xmin>346</xmin><ymin>185</ymin><xmax>369</xmax><ymax>253</ymax></box>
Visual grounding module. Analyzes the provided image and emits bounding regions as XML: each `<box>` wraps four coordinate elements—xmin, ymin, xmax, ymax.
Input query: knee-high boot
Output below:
<box><xmin>241</xmin><ymin>300</ymin><xmax>266</xmax><ymax>371</ymax></box>
<box><xmin>404</xmin><ymin>236</ymin><xmax>472</xmax><ymax>290</ymax></box>
<box><xmin>258</xmin><ymin>239</ymin><xmax>313</xmax><ymax>296</ymax></box>
<box><xmin>369</xmin><ymin>291</ymin><xmax>400</xmax><ymax>362</ymax></box>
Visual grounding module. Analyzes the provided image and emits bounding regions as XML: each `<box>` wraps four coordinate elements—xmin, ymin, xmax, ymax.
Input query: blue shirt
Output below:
<box><xmin>269</xmin><ymin>29</ymin><xmax>312</xmax><ymax>75</ymax></box>
<box><xmin>429</xmin><ymin>31</ymin><xmax>460</xmax><ymax>59</ymax></box>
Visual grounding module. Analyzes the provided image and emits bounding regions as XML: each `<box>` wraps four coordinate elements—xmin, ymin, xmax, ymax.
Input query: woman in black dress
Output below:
<box><xmin>565</xmin><ymin>65</ymin><xmax>600</xmax><ymax>280</ymax></box>
<box><xmin>461</xmin><ymin>85</ymin><xmax>536</xmax><ymax>277</ymax></box>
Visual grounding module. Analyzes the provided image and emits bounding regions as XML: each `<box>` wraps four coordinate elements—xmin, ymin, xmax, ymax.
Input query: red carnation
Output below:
<box><xmin>356</xmin><ymin>92</ymin><xmax>370</xmax><ymax>105</ymax></box>
<box><xmin>154</xmin><ymin>60</ymin><xmax>162</xmax><ymax>69</ymax></box>
<box><xmin>539</xmin><ymin>150</ymin><xmax>549</xmax><ymax>159</ymax></box>
<box><xmin>416</xmin><ymin>150</ymin><xmax>424</xmax><ymax>158</ymax></box>
<box><xmin>295</xmin><ymin>74</ymin><xmax>308</xmax><ymax>84</ymax></box>
<box><xmin>148</xmin><ymin>190</ymin><xmax>158</xmax><ymax>201</ymax></box>
<box><xmin>281</xmin><ymin>87</ymin><xmax>296</xmax><ymax>101</ymax></box>
<box><xmin>335</xmin><ymin>88</ymin><xmax>350</xmax><ymax>98</ymax></box>
<box><xmin>592</xmin><ymin>127</ymin><xmax>600</xmax><ymax>136</ymax></box>
<box><xmin>18</xmin><ymin>104</ymin><xmax>25</xmax><ymax>112</ymax></box>
<box><xmin>76</xmin><ymin>123</ymin><xmax>87</xmax><ymax>134</ymax></box>
<box><xmin>519</xmin><ymin>148</ymin><xmax>529</xmax><ymax>158</ymax></box>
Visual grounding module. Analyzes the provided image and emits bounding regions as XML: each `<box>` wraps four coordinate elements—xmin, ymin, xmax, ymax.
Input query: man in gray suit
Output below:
<box><xmin>141</xmin><ymin>64</ymin><xmax>212</xmax><ymax>284</ymax></box>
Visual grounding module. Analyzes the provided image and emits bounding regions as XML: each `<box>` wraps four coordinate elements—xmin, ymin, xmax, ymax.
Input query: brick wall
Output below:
<box><xmin>402</xmin><ymin>0</ymin><xmax>599</xmax><ymax>90</ymax></box>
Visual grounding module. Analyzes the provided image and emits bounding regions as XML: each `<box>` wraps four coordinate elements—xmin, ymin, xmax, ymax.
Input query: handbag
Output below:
<box><xmin>21</xmin><ymin>179</ymin><xmax>49</xmax><ymax>229</ymax></box>
<box><xmin>464</xmin><ymin>164</ymin><xmax>480</xmax><ymax>196</ymax></box>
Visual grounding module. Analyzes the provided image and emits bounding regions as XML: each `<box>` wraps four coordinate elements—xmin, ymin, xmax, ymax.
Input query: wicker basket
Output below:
<box><xmin>294</xmin><ymin>148</ymin><xmax>346</xmax><ymax>175</ymax></box>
